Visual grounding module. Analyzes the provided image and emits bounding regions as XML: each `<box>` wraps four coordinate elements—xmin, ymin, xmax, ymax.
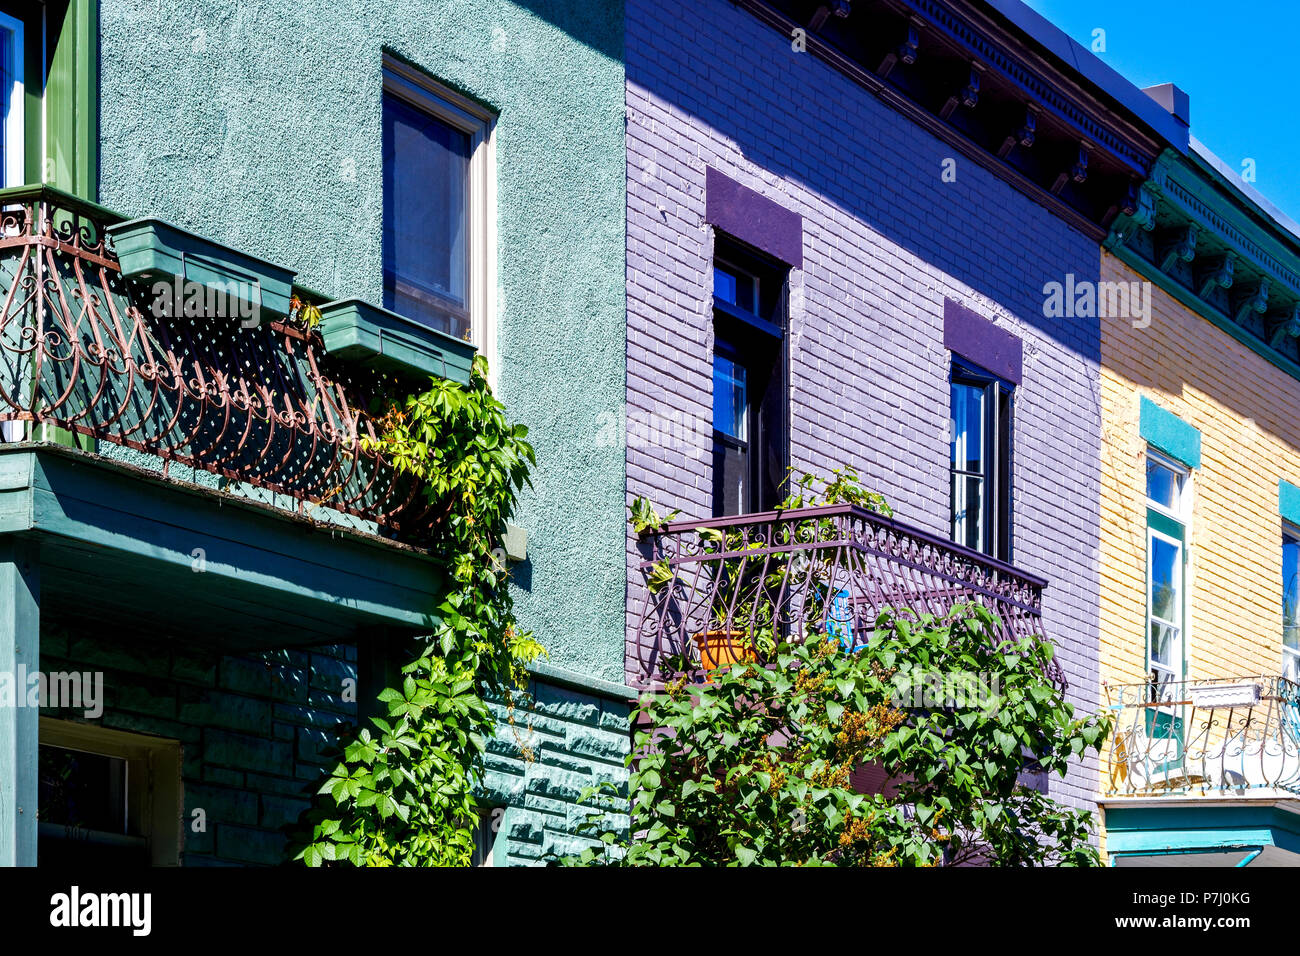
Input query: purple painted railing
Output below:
<box><xmin>631</xmin><ymin>503</ymin><xmax>1060</xmax><ymax>687</ymax></box>
<box><xmin>1105</xmin><ymin>676</ymin><xmax>1300</xmax><ymax>796</ymax></box>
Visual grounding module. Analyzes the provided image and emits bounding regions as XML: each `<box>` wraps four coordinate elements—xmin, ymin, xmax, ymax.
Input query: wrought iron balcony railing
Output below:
<box><xmin>0</xmin><ymin>186</ymin><xmax>432</xmax><ymax>537</ymax></box>
<box><xmin>631</xmin><ymin>503</ymin><xmax>1061</xmax><ymax>687</ymax></box>
<box><xmin>1105</xmin><ymin>676</ymin><xmax>1300</xmax><ymax>797</ymax></box>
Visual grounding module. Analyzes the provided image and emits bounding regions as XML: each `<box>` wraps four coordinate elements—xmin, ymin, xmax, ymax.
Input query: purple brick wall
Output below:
<box><xmin>625</xmin><ymin>0</ymin><xmax>1103</xmax><ymax>810</ymax></box>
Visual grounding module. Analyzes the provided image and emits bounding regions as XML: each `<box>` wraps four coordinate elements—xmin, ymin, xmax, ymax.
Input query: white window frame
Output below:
<box><xmin>1144</xmin><ymin>448</ymin><xmax>1190</xmax><ymax>694</ymax></box>
<box><xmin>1284</xmin><ymin>524</ymin><xmax>1300</xmax><ymax>682</ymax></box>
<box><xmin>0</xmin><ymin>10</ymin><xmax>24</xmax><ymax>188</ymax></box>
<box><xmin>1146</xmin><ymin>525</ymin><xmax>1184</xmax><ymax>689</ymax></box>
<box><xmin>382</xmin><ymin>56</ymin><xmax>496</xmax><ymax>377</ymax></box>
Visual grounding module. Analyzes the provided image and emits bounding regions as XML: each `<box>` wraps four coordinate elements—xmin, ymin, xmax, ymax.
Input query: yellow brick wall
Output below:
<box><xmin>1100</xmin><ymin>249</ymin><xmax>1299</xmax><ymax>704</ymax></box>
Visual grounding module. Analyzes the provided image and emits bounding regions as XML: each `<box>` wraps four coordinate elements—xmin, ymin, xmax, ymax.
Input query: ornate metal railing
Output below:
<box><xmin>631</xmin><ymin>503</ymin><xmax>1060</xmax><ymax>687</ymax></box>
<box><xmin>1105</xmin><ymin>676</ymin><xmax>1300</xmax><ymax>796</ymax></box>
<box><xmin>0</xmin><ymin>186</ymin><xmax>432</xmax><ymax>537</ymax></box>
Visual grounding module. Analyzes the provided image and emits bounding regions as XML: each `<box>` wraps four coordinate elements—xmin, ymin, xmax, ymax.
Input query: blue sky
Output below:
<box><xmin>1023</xmin><ymin>0</ymin><xmax>1300</xmax><ymax>224</ymax></box>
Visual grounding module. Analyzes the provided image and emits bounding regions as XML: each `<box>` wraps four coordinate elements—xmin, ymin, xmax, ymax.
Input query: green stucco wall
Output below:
<box><xmin>97</xmin><ymin>0</ymin><xmax>627</xmax><ymax>685</ymax></box>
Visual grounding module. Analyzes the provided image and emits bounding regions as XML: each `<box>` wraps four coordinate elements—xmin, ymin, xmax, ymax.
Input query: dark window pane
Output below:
<box><xmin>713</xmin><ymin>354</ymin><xmax>746</xmax><ymax>441</ymax></box>
<box><xmin>950</xmin><ymin>381</ymin><xmax>984</xmax><ymax>474</ymax></box>
<box><xmin>38</xmin><ymin>746</ymin><xmax>127</xmax><ymax>833</ymax></box>
<box><xmin>714</xmin><ymin>263</ymin><xmax>756</xmax><ymax>314</ymax></box>
<box><xmin>1149</xmin><ymin>536</ymin><xmax>1180</xmax><ymax>624</ymax></box>
<box><xmin>1286</xmin><ymin>536</ymin><xmax>1300</xmax><ymax>652</ymax></box>
<box><xmin>1146</xmin><ymin>459</ymin><xmax>1181</xmax><ymax>511</ymax></box>
<box><xmin>382</xmin><ymin>94</ymin><xmax>471</xmax><ymax>338</ymax></box>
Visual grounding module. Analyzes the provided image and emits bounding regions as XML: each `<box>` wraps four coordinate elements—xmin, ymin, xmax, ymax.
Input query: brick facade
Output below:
<box><xmin>1099</xmin><ymin>249</ymin><xmax>1300</xmax><ymax>702</ymax></box>
<box><xmin>39</xmin><ymin>629</ymin><xmax>628</xmax><ymax>865</ymax></box>
<box><xmin>625</xmin><ymin>0</ymin><xmax>1104</xmax><ymax>809</ymax></box>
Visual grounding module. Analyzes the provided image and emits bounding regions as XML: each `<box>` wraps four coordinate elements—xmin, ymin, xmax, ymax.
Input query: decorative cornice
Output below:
<box><xmin>735</xmin><ymin>0</ymin><xmax>1165</xmax><ymax>239</ymax></box>
<box><xmin>902</xmin><ymin>0</ymin><xmax>1151</xmax><ymax>176</ymax></box>
<box><xmin>1108</xmin><ymin>149</ymin><xmax>1300</xmax><ymax>379</ymax></box>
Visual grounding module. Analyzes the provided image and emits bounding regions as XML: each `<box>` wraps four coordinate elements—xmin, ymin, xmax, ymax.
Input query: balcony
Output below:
<box><xmin>1105</xmin><ymin>676</ymin><xmax>1300</xmax><ymax>797</ymax></box>
<box><xmin>0</xmin><ymin>185</ymin><xmax>453</xmax><ymax>648</ymax></box>
<box><xmin>631</xmin><ymin>503</ymin><xmax>1062</xmax><ymax>687</ymax></box>
<box><xmin>0</xmin><ymin>185</ymin><xmax>434</xmax><ymax>540</ymax></box>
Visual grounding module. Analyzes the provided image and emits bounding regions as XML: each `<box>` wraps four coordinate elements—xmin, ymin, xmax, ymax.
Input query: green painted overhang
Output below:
<box><xmin>319</xmin><ymin>298</ymin><xmax>476</xmax><ymax>386</ymax></box>
<box><xmin>1106</xmin><ymin>148</ymin><xmax>1300</xmax><ymax>381</ymax></box>
<box><xmin>1104</xmin><ymin>797</ymin><xmax>1300</xmax><ymax>865</ymax></box>
<box><xmin>0</xmin><ymin>446</ymin><xmax>441</xmax><ymax>650</ymax></box>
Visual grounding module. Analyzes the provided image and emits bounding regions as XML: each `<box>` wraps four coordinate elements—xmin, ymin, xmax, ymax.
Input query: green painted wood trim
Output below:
<box><xmin>1147</xmin><ymin>507</ymin><xmax>1186</xmax><ymax>543</ymax></box>
<box><xmin>1140</xmin><ymin>397</ymin><xmax>1201</xmax><ymax>469</ymax></box>
<box><xmin>0</xmin><ymin>537</ymin><xmax>40</xmax><ymax>866</ymax></box>
<box><xmin>1281</xmin><ymin>481</ymin><xmax>1300</xmax><ymax>528</ymax></box>
<box><xmin>1107</xmin><ymin>226</ymin><xmax>1300</xmax><ymax>386</ymax></box>
<box><xmin>44</xmin><ymin>0</ymin><xmax>98</xmax><ymax>200</ymax></box>
<box><xmin>1155</xmin><ymin>150</ymin><xmax>1300</xmax><ymax>294</ymax></box>
<box><xmin>1104</xmin><ymin>803</ymin><xmax>1300</xmax><ymax>856</ymax></box>
<box><xmin>0</xmin><ymin>447</ymin><xmax>443</xmax><ymax>631</ymax></box>
<box><xmin>318</xmin><ymin>298</ymin><xmax>476</xmax><ymax>386</ymax></box>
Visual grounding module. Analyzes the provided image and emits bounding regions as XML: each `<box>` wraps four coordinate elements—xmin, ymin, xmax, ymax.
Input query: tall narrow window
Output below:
<box><xmin>1145</xmin><ymin>450</ymin><xmax>1188</xmax><ymax>693</ymax></box>
<box><xmin>1285</xmin><ymin>528</ymin><xmax>1299</xmax><ymax>681</ymax></box>
<box><xmin>711</xmin><ymin>239</ymin><xmax>788</xmax><ymax>517</ymax></box>
<box><xmin>0</xmin><ymin>11</ymin><xmax>23</xmax><ymax>188</ymax></box>
<box><xmin>949</xmin><ymin>360</ymin><xmax>1012</xmax><ymax>560</ymax></box>
<box><xmin>382</xmin><ymin>60</ymin><xmax>493</xmax><ymax>347</ymax></box>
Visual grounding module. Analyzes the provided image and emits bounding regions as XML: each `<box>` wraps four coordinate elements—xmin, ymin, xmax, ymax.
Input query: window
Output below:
<box><xmin>382</xmin><ymin>58</ymin><xmax>493</xmax><ymax>348</ymax></box>
<box><xmin>471</xmin><ymin>807</ymin><xmax>499</xmax><ymax>867</ymax></box>
<box><xmin>0</xmin><ymin>10</ymin><xmax>22</xmax><ymax>188</ymax></box>
<box><xmin>949</xmin><ymin>360</ymin><xmax>1012</xmax><ymax>560</ymax></box>
<box><xmin>1285</xmin><ymin>527</ymin><xmax>1299</xmax><ymax>681</ymax></box>
<box><xmin>1145</xmin><ymin>450</ymin><xmax>1188</xmax><ymax>692</ymax></box>
<box><xmin>38</xmin><ymin>719</ymin><xmax>181</xmax><ymax>866</ymax></box>
<box><xmin>711</xmin><ymin>239</ymin><xmax>788</xmax><ymax>517</ymax></box>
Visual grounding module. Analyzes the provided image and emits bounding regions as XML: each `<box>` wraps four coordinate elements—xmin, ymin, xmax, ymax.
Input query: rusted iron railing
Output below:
<box><xmin>631</xmin><ymin>503</ymin><xmax>1059</xmax><ymax>687</ymax></box>
<box><xmin>0</xmin><ymin>185</ymin><xmax>432</xmax><ymax>536</ymax></box>
<box><xmin>1105</xmin><ymin>676</ymin><xmax>1300</xmax><ymax>796</ymax></box>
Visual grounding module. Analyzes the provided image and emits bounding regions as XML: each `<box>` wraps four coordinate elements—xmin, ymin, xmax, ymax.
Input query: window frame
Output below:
<box><xmin>1144</xmin><ymin>447</ymin><xmax>1190</xmax><ymax>690</ymax></box>
<box><xmin>710</xmin><ymin>235</ymin><xmax>789</xmax><ymax>517</ymax></box>
<box><xmin>38</xmin><ymin>717</ymin><xmax>182</xmax><ymax>866</ymax></box>
<box><xmin>381</xmin><ymin>56</ymin><xmax>496</xmax><ymax>365</ymax></box>
<box><xmin>1284</xmin><ymin>523</ymin><xmax>1300</xmax><ymax>681</ymax></box>
<box><xmin>948</xmin><ymin>357</ymin><xmax>1013</xmax><ymax>562</ymax></box>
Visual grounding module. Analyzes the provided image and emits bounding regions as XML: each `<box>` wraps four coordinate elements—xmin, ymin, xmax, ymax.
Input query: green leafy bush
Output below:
<box><xmin>289</xmin><ymin>355</ymin><xmax>544</xmax><ymax>866</ymax></box>
<box><xmin>569</xmin><ymin>605</ymin><xmax>1108</xmax><ymax>867</ymax></box>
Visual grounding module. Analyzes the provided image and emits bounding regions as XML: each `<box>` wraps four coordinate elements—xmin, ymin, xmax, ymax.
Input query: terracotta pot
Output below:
<box><xmin>693</xmin><ymin>630</ymin><xmax>755</xmax><ymax>681</ymax></box>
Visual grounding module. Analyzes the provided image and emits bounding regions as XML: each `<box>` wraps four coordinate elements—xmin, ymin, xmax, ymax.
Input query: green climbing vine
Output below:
<box><xmin>289</xmin><ymin>353</ymin><xmax>545</xmax><ymax>866</ymax></box>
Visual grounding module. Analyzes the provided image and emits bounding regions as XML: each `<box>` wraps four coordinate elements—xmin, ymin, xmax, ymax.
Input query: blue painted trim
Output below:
<box><xmin>1281</xmin><ymin>480</ymin><xmax>1300</xmax><ymax>527</ymax></box>
<box><xmin>1139</xmin><ymin>397</ymin><xmax>1201</xmax><ymax>469</ymax></box>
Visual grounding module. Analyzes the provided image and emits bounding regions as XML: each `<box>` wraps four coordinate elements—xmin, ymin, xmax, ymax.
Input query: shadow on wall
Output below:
<box><xmin>507</xmin><ymin>0</ymin><xmax>625</xmax><ymax>61</ymax></box>
<box><xmin>625</xmin><ymin>0</ymin><xmax>1102</xmax><ymax>364</ymax></box>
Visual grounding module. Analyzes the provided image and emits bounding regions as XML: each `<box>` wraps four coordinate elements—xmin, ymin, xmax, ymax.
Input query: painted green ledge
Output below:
<box><xmin>108</xmin><ymin>217</ymin><xmax>298</xmax><ymax>322</ymax></box>
<box><xmin>1281</xmin><ymin>480</ymin><xmax>1300</xmax><ymax>528</ymax></box>
<box><xmin>319</xmin><ymin>298</ymin><xmax>476</xmax><ymax>386</ymax></box>
<box><xmin>1139</xmin><ymin>397</ymin><xmax>1201</xmax><ymax>469</ymax></box>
